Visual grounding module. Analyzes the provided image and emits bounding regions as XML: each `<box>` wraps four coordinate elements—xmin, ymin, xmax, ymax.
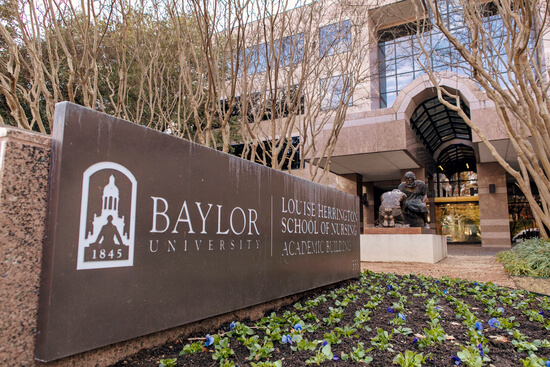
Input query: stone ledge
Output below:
<box><xmin>364</xmin><ymin>227</ymin><xmax>435</xmax><ymax>235</ymax></box>
<box><xmin>360</xmin><ymin>234</ymin><xmax>447</xmax><ymax>264</ymax></box>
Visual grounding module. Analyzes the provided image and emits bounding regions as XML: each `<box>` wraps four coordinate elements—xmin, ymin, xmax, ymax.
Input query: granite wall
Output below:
<box><xmin>0</xmin><ymin>125</ymin><xmax>319</xmax><ymax>366</ymax></box>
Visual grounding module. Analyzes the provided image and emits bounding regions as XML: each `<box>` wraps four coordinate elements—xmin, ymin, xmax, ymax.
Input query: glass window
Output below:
<box><xmin>246</xmin><ymin>43</ymin><xmax>268</xmax><ymax>75</ymax></box>
<box><xmin>377</xmin><ymin>0</ymin><xmax>513</xmax><ymax>109</ymax></box>
<box><xmin>280</xmin><ymin>33</ymin><xmax>304</xmax><ymax>67</ymax></box>
<box><xmin>385</xmin><ymin>75</ymin><xmax>397</xmax><ymax>93</ymax></box>
<box><xmin>319</xmin><ymin>19</ymin><xmax>351</xmax><ymax>57</ymax></box>
<box><xmin>321</xmin><ymin>74</ymin><xmax>352</xmax><ymax>110</ymax></box>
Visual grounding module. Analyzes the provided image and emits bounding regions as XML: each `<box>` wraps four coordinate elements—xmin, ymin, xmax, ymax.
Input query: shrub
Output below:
<box><xmin>497</xmin><ymin>238</ymin><xmax>550</xmax><ymax>277</ymax></box>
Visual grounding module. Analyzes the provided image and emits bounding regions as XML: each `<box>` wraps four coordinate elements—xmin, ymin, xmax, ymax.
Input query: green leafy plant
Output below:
<box><xmin>334</xmin><ymin>325</ymin><xmax>357</xmax><ymax>337</ymax></box>
<box><xmin>251</xmin><ymin>361</ymin><xmax>282</xmax><ymax>367</ymax></box>
<box><xmin>179</xmin><ymin>341</ymin><xmax>204</xmax><ymax>355</ymax></box>
<box><xmin>341</xmin><ymin>341</ymin><xmax>373</xmax><ymax>363</ymax></box>
<box><xmin>246</xmin><ymin>336</ymin><xmax>275</xmax><ymax>361</ymax></box>
<box><xmin>159</xmin><ymin>358</ymin><xmax>177</xmax><ymax>367</ymax></box>
<box><xmin>323</xmin><ymin>331</ymin><xmax>341</xmax><ymax>345</ymax></box>
<box><xmin>305</xmin><ymin>342</ymin><xmax>334</xmax><ymax>365</ymax></box>
<box><xmin>370</xmin><ymin>327</ymin><xmax>394</xmax><ymax>352</ymax></box>
<box><xmin>519</xmin><ymin>354</ymin><xmax>550</xmax><ymax>367</ymax></box>
<box><xmin>393</xmin><ymin>350</ymin><xmax>426</xmax><ymax>367</ymax></box>
<box><xmin>213</xmin><ymin>337</ymin><xmax>235</xmax><ymax>362</ymax></box>
<box><xmin>290</xmin><ymin>334</ymin><xmax>318</xmax><ymax>352</ymax></box>
<box><xmin>323</xmin><ymin>307</ymin><xmax>344</xmax><ymax>326</ymax></box>
<box><xmin>456</xmin><ymin>344</ymin><xmax>491</xmax><ymax>367</ymax></box>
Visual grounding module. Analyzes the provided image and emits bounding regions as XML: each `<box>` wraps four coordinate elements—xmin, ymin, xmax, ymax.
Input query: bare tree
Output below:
<box><xmin>229</xmin><ymin>0</ymin><xmax>375</xmax><ymax>181</ymax></box>
<box><xmin>0</xmin><ymin>0</ymin><xmax>378</xmax><ymax>183</ymax></box>
<box><xmin>415</xmin><ymin>0</ymin><xmax>550</xmax><ymax>237</ymax></box>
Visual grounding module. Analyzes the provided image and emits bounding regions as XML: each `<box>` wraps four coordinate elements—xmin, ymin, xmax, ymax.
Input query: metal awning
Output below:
<box><xmin>410</xmin><ymin>95</ymin><xmax>475</xmax><ymax>176</ymax></box>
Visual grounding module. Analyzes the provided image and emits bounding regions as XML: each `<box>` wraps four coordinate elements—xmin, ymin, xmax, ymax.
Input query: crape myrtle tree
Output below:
<box><xmin>229</xmin><ymin>0</ymin><xmax>374</xmax><ymax>180</ymax></box>
<box><xmin>0</xmin><ymin>0</ymin><xmax>379</xmax><ymax>182</ymax></box>
<box><xmin>0</xmin><ymin>0</ymin><xmax>186</xmax><ymax>133</ymax></box>
<box><xmin>414</xmin><ymin>0</ymin><xmax>550</xmax><ymax>237</ymax></box>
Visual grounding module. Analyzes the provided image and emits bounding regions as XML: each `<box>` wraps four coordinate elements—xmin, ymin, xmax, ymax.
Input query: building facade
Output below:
<box><xmin>238</xmin><ymin>0</ymin><xmax>549</xmax><ymax>247</ymax></box>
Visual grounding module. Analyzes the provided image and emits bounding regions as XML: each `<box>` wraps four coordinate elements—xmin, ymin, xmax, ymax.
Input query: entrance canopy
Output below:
<box><xmin>410</xmin><ymin>95</ymin><xmax>476</xmax><ymax>176</ymax></box>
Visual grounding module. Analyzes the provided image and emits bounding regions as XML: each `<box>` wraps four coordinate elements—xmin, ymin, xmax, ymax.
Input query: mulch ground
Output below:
<box><xmin>111</xmin><ymin>271</ymin><xmax>550</xmax><ymax>367</ymax></box>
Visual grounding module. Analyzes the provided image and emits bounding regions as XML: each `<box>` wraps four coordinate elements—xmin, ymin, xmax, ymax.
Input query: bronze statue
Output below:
<box><xmin>398</xmin><ymin>171</ymin><xmax>429</xmax><ymax>228</ymax></box>
<box><xmin>378</xmin><ymin>189</ymin><xmax>407</xmax><ymax>227</ymax></box>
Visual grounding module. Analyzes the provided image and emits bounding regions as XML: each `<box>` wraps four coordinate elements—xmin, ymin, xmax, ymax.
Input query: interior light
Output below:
<box><xmin>466</xmin><ymin>163</ymin><xmax>469</xmax><ymax>169</ymax></box>
<box><xmin>438</xmin><ymin>165</ymin><xmax>444</xmax><ymax>171</ymax></box>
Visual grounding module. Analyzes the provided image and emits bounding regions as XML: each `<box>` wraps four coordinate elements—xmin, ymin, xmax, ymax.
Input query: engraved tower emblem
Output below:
<box><xmin>77</xmin><ymin>162</ymin><xmax>137</xmax><ymax>270</ymax></box>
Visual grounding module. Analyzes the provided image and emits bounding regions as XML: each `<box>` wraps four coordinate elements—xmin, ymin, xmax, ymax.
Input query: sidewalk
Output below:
<box><xmin>361</xmin><ymin>244</ymin><xmax>534</xmax><ymax>292</ymax></box>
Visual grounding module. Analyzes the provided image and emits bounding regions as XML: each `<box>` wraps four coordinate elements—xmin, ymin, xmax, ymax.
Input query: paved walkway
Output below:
<box><xmin>361</xmin><ymin>245</ymin><xmax>517</xmax><ymax>289</ymax></box>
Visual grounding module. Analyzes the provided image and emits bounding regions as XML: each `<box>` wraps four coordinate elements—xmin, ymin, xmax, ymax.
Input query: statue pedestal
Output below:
<box><xmin>360</xmin><ymin>228</ymin><xmax>447</xmax><ymax>264</ymax></box>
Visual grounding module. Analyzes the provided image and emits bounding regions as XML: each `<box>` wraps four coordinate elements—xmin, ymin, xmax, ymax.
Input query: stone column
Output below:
<box><xmin>0</xmin><ymin>126</ymin><xmax>51</xmax><ymax>366</ymax></box>
<box><xmin>336</xmin><ymin>173</ymin><xmax>364</xmax><ymax>232</ymax></box>
<box><xmin>477</xmin><ymin>162</ymin><xmax>511</xmax><ymax>247</ymax></box>
<box><xmin>364</xmin><ymin>182</ymin><xmax>375</xmax><ymax>229</ymax></box>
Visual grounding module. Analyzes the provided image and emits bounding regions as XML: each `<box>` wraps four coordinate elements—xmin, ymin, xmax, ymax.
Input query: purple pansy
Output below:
<box><xmin>387</xmin><ymin>306</ymin><xmax>395</xmax><ymax>313</ymax></box>
<box><xmin>412</xmin><ymin>337</ymin><xmax>419</xmax><ymax>344</ymax></box>
<box><xmin>452</xmin><ymin>356</ymin><xmax>462</xmax><ymax>365</ymax></box>
<box><xmin>294</xmin><ymin>323</ymin><xmax>302</xmax><ymax>331</ymax></box>
<box><xmin>399</xmin><ymin>313</ymin><xmax>406</xmax><ymax>321</ymax></box>
<box><xmin>387</xmin><ymin>285</ymin><xmax>393</xmax><ymax>291</ymax></box>
<box><xmin>205</xmin><ymin>334</ymin><xmax>214</xmax><ymax>347</ymax></box>
<box><xmin>282</xmin><ymin>334</ymin><xmax>293</xmax><ymax>345</ymax></box>
<box><xmin>230</xmin><ymin>321</ymin><xmax>236</xmax><ymax>331</ymax></box>
<box><xmin>477</xmin><ymin>344</ymin><xmax>485</xmax><ymax>357</ymax></box>
<box><xmin>488</xmin><ymin>318</ymin><xmax>500</xmax><ymax>328</ymax></box>
<box><xmin>475</xmin><ymin>321</ymin><xmax>483</xmax><ymax>331</ymax></box>
<box><xmin>322</xmin><ymin>340</ymin><xmax>328</xmax><ymax>347</ymax></box>
<box><xmin>333</xmin><ymin>355</ymin><xmax>339</xmax><ymax>361</ymax></box>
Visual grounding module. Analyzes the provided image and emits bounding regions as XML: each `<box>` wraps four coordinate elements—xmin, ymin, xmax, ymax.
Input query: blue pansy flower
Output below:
<box><xmin>230</xmin><ymin>321</ymin><xmax>236</xmax><ymax>331</ymax></box>
<box><xmin>497</xmin><ymin>307</ymin><xmax>504</xmax><ymax>314</ymax></box>
<box><xmin>477</xmin><ymin>344</ymin><xmax>485</xmax><ymax>357</ymax></box>
<box><xmin>387</xmin><ymin>306</ymin><xmax>395</xmax><ymax>313</ymax></box>
<box><xmin>322</xmin><ymin>340</ymin><xmax>328</xmax><ymax>347</ymax></box>
<box><xmin>444</xmin><ymin>289</ymin><xmax>449</xmax><ymax>294</ymax></box>
<box><xmin>282</xmin><ymin>334</ymin><xmax>293</xmax><ymax>345</ymax></box>
<box><xmin>399</xmin><ymin>313</ymin><xmax>406</xmax><ymax>321</ymax></box>
<box><xmin>333</xmin><ymin>355</ymin><xmax>339</xmax><ymax>361</ymax></box>
<box><xmin>451</xmin><ymin>356</ymin><xmax>462</xmax><ymax>365</ymax></box>
<box><xmin>412</xmin><ymin>337</ymin><xmax>419</xmax><ymax>344</ymax></box>
<box><xmin>387</xmin><ymin>285</ymin><xmax>393</xmax><ymax>291</ymax></box>
<box><xmin>546</xmin><ymin>360</ymin><xmax>550</xmax><ymax>367</ymax></box>
<box><xmin>294</xmin><ymin>323</ymin><xmax>302</xmax><ymax>331</ymax></box>
<box><xmin>488</xmin><ymin>318</ymin><xmax>500</xmax><ymax>328</ymax></box>
<box><xmin>540</xmin><ymin>310</ymin><xmax>545</xmax><ymax>316</ymax></box>
<box><xmin>474</xmin><ymin>282</ymin><xmax>478</xmax><ymax>286</ymax></box>
<box><xmin>205</xmin><ymin>334</ymin><xmax>214</xmax><ymax>347</ymax></box>
<box><xmin>475</xmin><ymin>321</ymin><xmax>483</xmax><ymax>331</ymax></box>
<box><xmin>436</xmin><ymin>280</ymin><xmax>440</xmax><ymax>284</ymax></box>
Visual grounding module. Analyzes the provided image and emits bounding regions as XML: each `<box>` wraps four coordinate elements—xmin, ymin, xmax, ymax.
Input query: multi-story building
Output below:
<box><xmin>235</xmin><ymin>0</ymin><xmax>549</xmax><ymax>247</ymax></box>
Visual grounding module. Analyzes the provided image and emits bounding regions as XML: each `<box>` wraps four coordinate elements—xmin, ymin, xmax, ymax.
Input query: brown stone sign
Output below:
<box><xmin>36</xmin><ymin>102</ymin><xmax>360</xmax><ymax>362</ymax></box>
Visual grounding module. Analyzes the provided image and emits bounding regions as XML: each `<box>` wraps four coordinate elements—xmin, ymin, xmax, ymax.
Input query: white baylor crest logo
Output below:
<box><xmin>77</xmin><ymin>162</ymin><xmax>137</xmax><ymax>270</ymax></box>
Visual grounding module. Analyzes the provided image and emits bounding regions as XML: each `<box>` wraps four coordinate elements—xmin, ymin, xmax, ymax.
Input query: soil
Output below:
<box><xmin>111</xmin><ymin>258</ymin><xmax>550</xmax><ymax>367</ymax></box>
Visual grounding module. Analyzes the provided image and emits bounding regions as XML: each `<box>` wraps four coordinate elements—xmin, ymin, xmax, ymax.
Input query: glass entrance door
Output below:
<box><xmin>435</xmin><ymin>201</ymin><xmax>481</xmax><ymax>243</ymax></box>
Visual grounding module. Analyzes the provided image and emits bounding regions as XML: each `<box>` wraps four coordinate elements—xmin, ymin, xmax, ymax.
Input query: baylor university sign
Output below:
<box><xmin>36</xmin><ymin>102</ymin><xmax>360</xmax><ymax>361</ymax></box>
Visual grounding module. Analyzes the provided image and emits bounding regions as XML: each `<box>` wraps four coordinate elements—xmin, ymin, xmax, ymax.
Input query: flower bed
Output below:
<box><xmin>113</xmin><ymin>271</ymin><xmax>550</xmax><ymax>366</ymax></box>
